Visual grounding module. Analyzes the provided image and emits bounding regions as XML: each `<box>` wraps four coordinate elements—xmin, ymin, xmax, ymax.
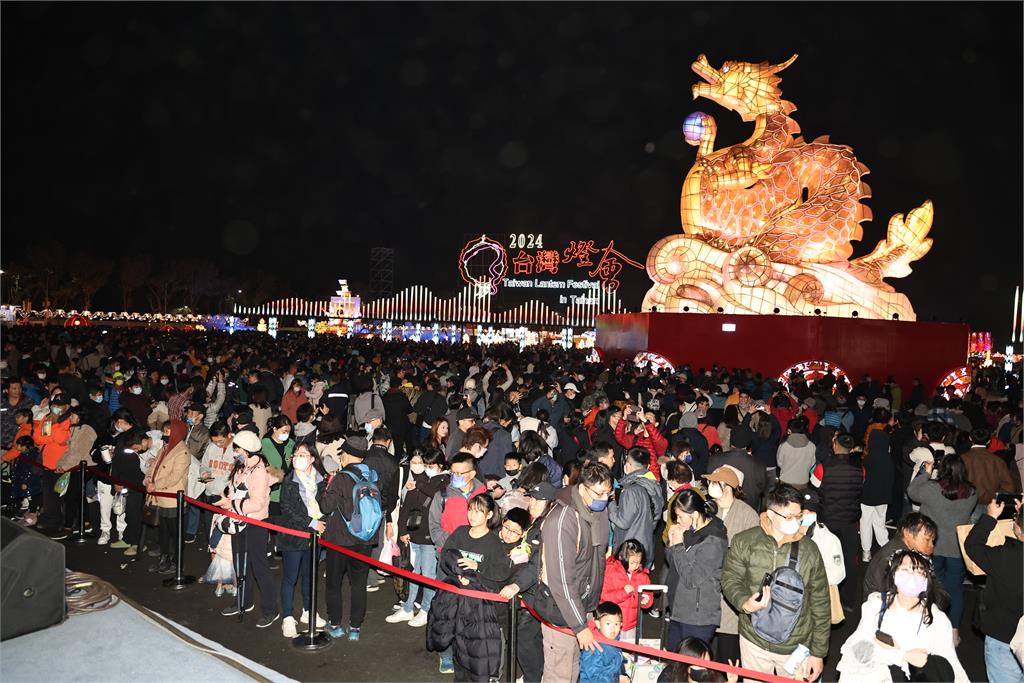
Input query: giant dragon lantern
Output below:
<box><xmin>643</xmin><ymin>54</ymin><xmax>934</xmax><ymax>320</ymax></box>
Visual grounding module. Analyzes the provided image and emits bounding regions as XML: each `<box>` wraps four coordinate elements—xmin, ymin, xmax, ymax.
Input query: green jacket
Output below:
<box><xmin>261</xmin><ymin>437</ymin><xmax>295</xmax><ymax>503</ymax></box>
<box><xmin>720</xmin><ymin>525</ymin><xmax>831</xmax><ymax>658</ymax></box>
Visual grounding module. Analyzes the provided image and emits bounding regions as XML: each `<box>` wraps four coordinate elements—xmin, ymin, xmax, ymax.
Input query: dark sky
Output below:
<box><xmin>3</xmin><ymin>3</ymin><xmax>1021</xmax><ymax>335</ymax></box>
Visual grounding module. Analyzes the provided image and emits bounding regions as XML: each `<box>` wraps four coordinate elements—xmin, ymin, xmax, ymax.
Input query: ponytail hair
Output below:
<box><xmin>673</xmin><ymin>487</ymin><xmax>718</xmax><ymax>521</ymax></box>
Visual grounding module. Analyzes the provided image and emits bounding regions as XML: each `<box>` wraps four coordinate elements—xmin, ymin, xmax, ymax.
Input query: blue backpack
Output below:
<box><xmin>340</xmin><ymin>464</ymin><xmax>384</xmax><ymax>542</ymax></box>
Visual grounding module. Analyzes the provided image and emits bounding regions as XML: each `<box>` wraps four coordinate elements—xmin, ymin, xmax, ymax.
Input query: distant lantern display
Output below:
<box><xmin>644</xmin><ymin>54</ymin><xmax>934</xmax><ymax>321</ymax></box>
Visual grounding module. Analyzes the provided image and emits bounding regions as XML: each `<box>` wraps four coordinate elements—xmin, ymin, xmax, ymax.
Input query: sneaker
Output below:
<box><xmin>97</xmin><ymin>532</ymin><xmax>110</xmax><ymax>545</ymax></box>
<box><xmin>124</xmin><ymin>545</ymin><xmax>138</xmax><ymax>557</ymax></box>
<box><xmin>225</xmin><ymin>585</ymin><xmax>236</xmax><ymax>597</ymax></box>
<box><xmin>49</xmin><ymin>528</ymin><xmax>70</xmax><ymax>541</ymax></box>
<box><xmin>214</xmin><ymin>585</ymin><xmax>224</xmax><ymax>598</ymax></box>
<box><xmin>386</xmin><ymin>609</ymin><xmax>415</xmax><ymax>624</ymax></box>
<box><xmin>256</xmin><ymin>613</ymin><xmax>280</xmax><ymax>629</ymax></box>
<box><xmin>648</xmin><ymin>608</ymin><xmax>661</xmax><ymax>619</ymax></box>
<box><xmin>347</xmin><ymin>627</ymin><xmax>360</xmax><ymax>642</ymax></box>
<box><xmin>327</xmin><ymin>624</ymin><xmax>347</xmax><ymax>639</ymax></box>
<box><xmin>300</xmin><ymin>609</ymin><xmax>326</xmax><ymax>628</ymax></box>
<box><xmin>282</xmin><ymin>616</ymin><xmax>298</xmax><ymax>638</ymax></box>
<box><xmin>222</xmin><ymin>604</ymin><xmax>255</xmax><ymax>617</ymax></box>
<box><xmin>110</xmin><ymin>539</ymin><xmax>130</xmax><ymax>549</ymax></box>
<box><xmin>862</xmin><ymin>550</ymin><xmax>872</xmax><ymax>563</ymax></box>
<box><xmin>408</xmin><ymin>611</ymin><xmax>428</xmax><ymax>628</ymax></box>
<box><xmin>184</xmin><ymin>534</ymin><xmax>196</xmax><ymax>544</ymax></box>
<box><xmin>366</xmin><ymin>584</ymin><xmax>380</xmax><ymax>593</ymax></box>
<box><xmin>439</xmin><ymin>655</ymin><xmax>454</xmax><ymax>674</ymax></box>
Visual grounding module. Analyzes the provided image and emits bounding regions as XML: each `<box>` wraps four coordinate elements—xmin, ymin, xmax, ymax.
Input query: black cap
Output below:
<box><xmin>341</xmin><ymin>436</ymin><xmax>369</xmax><ymax>458</ymax></box>
<box><xmin>527</xmin><ymin>481</ymin><xmax>557</xmax><ymax>501</ymax></box>
<box><xmin>187</xmin><ymin>402</ymin><xmax>207</xmax><ymax>415</ymax></box>
<box><xmin>801</xmin><ymin>488</ymin><xmax>821</xmax><ymax>513</ymax></box>
<box><xmin>455</xmin><ymin>407</ymin><xmax>477</xmax><ymax>422</ymax></box>
<box><xmin>50</xmin><ymin>394</ymin><xmax>70</xmax><ymax>407</ymax></box>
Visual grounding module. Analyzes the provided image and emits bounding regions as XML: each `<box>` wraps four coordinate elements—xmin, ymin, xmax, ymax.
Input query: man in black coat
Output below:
<box><xmin>707</xmin><ymin>424</ymin><xmax>767</xmax><ymax>510</ymax></box>
<box><xmin>363</xmin><ymin>427</ymin><xmax>400</xmax><ymax>549</ymax></box>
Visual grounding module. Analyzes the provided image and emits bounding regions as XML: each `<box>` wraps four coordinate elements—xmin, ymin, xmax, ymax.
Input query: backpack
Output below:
<box><xmin>339</xmin><ymin>464</ymin><xmax>384</xmax><ymax>542</ymax></box>
<box><xmin>751</xmin><ymin>541</ymin><xmax>805</xmax><ymax>644</ymax></box>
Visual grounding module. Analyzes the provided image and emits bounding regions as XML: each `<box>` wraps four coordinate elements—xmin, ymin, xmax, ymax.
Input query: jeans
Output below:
<box><xmin>985</xmin><ymin>636</ymin><xmax>1024</xmax><ymax>683</ymax></box>
<box><xmin>932</xmin><ymin>554</ymin><xmax>966</xmax><ymax>629</ymax></box>
<box><xmin>667</xmin><ymin>621</ymin><xmax>717</xmax><ymax>654</ymax></box>
<box><xmin>325</xmin><ymin>544</ymin><xmax>372</xmax><ymax>628</ymax></box>
<box><xmin>281</xmin><ymin>549</ymin><xmax>312</xmax><ymax>618</ymax></box>
<box><xmin>403</xmin><ymin>543</ymin><xmax>437</xmax><ymax>613</ymax></box>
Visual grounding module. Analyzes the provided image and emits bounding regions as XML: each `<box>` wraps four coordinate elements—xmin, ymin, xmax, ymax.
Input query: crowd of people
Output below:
<box><xmin>1</xmin><ymin>326</ymin><xmax>1022</xmax><ymax>683</ymax></box>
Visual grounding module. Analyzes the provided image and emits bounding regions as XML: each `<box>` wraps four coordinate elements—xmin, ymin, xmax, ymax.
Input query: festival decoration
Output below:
<box><xmin>633</xmin><ymin>352</ymin><xmax>675</xmax><ymax>373</ymax></box>
<box><xmin>458</xmin><ymin>235</ymin><xmax>508</xmax><ymax>295</ymax></box>
<box><xmin>938</xmin><ymin>366</ymin><xmax>972</xmax><ymax>397</ymax></box>
<box><xmin>777</xmin><ymin>360</ymin><xmax>853</xmax><ymax>392</ymax></box>
<box><xmin>643</xmin><ymin>54</ymin><xmax>934</xmax><ymax>320</ymax></box>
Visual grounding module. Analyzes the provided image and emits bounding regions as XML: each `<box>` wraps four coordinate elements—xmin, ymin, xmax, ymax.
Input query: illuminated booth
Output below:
<box><xmin>598</xmin><ymin>54</ymin><xmax>969</xmax><ymax>391</ymax></box>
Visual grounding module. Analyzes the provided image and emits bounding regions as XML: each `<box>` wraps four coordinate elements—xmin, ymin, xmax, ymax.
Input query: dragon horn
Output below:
<box><xmin>770</xmin><ymin>54</ymin><xmax>798</xmax><ymax>73</ymax></box>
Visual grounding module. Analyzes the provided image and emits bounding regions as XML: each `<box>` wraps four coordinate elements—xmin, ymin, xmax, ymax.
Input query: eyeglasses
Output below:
<box><xmin>501</xmin><ymin>524</ymin><xmax>524</xmax><ymax>537</ymax></box>
<box><xmin>450</xmin><ymin>468</ymin><xmax>474</xmax><ymax>476</ymax></box>
<box><xmin>768</xmin><ymin>509</ymin><xmax>803</xmax><ymax>523</ymax></box>
<box><xmin>584</xmin><ymin>484</ymin><xmax>612</xmax><ymax>500</ymax></box>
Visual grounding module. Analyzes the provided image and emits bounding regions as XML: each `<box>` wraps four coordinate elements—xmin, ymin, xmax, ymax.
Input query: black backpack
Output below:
<box><xmin>751</xmin><ymin>542</ymin><xmax>805</xmax><ymax>644</ymax></box>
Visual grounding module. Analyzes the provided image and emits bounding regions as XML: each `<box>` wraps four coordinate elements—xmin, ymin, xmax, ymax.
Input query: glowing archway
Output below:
<box><xmin>633</xmin><ymin>352</ymin><xmax>675</xmax><ymax>373</ymax></box>
<box><xmin>778</xmin><ymin>360</ymin><xmax>852</xmax><ymax>392</ymax></box>
<box><xmin>938</xmin><ymin>367</ymin><xmax>972</xmax><ymax>397</ymax></box>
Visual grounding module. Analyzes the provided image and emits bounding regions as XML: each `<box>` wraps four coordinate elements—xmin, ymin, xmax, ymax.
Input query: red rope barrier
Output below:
<box><xmin>21</xmin><ymin>454</ymin><xmax>802</xmax><ymax>682</ymax></box>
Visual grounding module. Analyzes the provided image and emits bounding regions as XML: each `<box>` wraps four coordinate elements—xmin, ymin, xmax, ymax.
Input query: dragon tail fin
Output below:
<box><xmin>853</xmin><ymin>201</ymin><xmax>934</xmax><ymax>279</ymax></box>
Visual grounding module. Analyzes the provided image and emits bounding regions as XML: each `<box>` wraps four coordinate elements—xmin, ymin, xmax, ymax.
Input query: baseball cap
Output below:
<box><xmin>232</xmin><ymin>430</ymin><xmax>262</xmax><ymax>453</ymax></box>
<box><xmin>705</xmin><ymin>465</ymin><xmax>743</xmax><ymax>489</ymax></box>
<box><xmin>527</xmin><ymin>481</ymin><xmax>557</xmax><ymax>501</ymax></box>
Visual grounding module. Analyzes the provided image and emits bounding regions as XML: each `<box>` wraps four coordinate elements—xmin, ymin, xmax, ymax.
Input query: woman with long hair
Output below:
<box><xmin>217</xmin><ymin>429</ymin><xmax>281</xmax><ymax>628</ymax></box>
<box><xmin>278</xmin><ymin>442</ymin><xmax>326</xmax><ymax>638</ymax></box>
<box><xmin>837</xmin><ymin>549</ymin><xmax>968</xmax><ymax>681</ymax></box>
<box><xmin>907</xmin><ymin>453</ymin><xmax>977</xmax><ymax>644</ymax></box>
<box><xmin>144</xmin><ymin>419</ymin><xmax>190</xmax><ymax>574</ymax></box>
<box><xmin>430</xmin><ymin>417</ymin><xmax>449</xmax><ymax>451</ymax></box>
<box><xmin>666</xmin><ymin>488</ymin><xmax>728</xmax><ymax>652</ymax></box>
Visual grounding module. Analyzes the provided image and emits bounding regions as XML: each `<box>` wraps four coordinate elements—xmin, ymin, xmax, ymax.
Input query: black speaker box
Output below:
<box><xmin>1</xmin><ymin>517</ymin><xmax>66</xmax><ymax>640</ymax></box>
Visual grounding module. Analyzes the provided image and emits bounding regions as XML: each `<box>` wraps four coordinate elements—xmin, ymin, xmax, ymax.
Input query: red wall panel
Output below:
<box><xmin>597</xmin><ymin>313</ymin><xmax>969</xmax><ymax>394</ymax></box>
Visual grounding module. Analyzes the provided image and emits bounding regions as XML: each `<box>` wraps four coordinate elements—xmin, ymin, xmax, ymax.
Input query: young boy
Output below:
<box><xmin>3</xmin><ymin>409</ymin><xmax>33</xmax><ymax>463</ymax></box>
<box><xmin>579</xmin><ymin>601</ymin><xmax>628</xmax><ymax>683</ymax></box>
<box><xmin>6</xmin><ymin>435</ymin><xmax>43</xmax><ymax>520</ymax></box>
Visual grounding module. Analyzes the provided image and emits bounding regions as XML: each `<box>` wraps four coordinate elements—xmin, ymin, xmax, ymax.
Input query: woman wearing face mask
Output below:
<box><xmin>217</xmin><ymin>429</ymin><xmax>281</xmax><ymax>627</ymax></box>
<box><xmin>665</xmin><ymin>488</ymin><xmax>729</xmax><ymax>653</ymax></box>
<box><xmin>837</xmin><ymin>549</ymin><xmax>969</xmax><ymax>682</ymax></box>
<box><xmin>389</xmin><ymin>447</ymin><xmax>447</xmax><ymax>627</ymax></box>
<box><xmin>144</xmin><ymin>419</ymin><xmax>191</xmax><ymax>574</ymax></box>
<box><xmin>280</xmin><ymin>379</ymin><xmax>309</xmax><ymax>425</ymax></box>
<box><xmin>277</xmin><ymin>442</ymin><xmax>327</xmax><ymax>639</ymax></box>
<box><xmin>704</xmin><ymin>466</ymin><xmax>759</xmax><ymax>664</ymax></box>
<box><xmin>261</xmin><ymin>415</ymin><xmax>295</xmax><ymax>517</ymax></box>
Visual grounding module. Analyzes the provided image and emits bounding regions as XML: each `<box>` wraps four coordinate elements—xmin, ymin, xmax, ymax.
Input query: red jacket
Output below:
<box><xmin>599</xmin><ymin>556</ymin><xmax>653</xmax><ymax>632</ymax></box>
<box><xmin>33</xmin><ymin>415</ymin><xmax>71</xmax><ymax>470</ymax></box>
<box><xmin>3</xmin><ymin>422</ymin><xmax>32</xmax><ymax>462</ymax></box>
<box><xmin>614</xmin><ymin>419</ymin><xmax>668</xmax><ymax>479</ymax></box>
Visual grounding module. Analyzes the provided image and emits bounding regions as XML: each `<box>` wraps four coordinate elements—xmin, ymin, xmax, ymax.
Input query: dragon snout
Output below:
<box><xmin>691</xmin><ymin>54</ymin><xmax>720</xmax><ymax>85</ymax></box>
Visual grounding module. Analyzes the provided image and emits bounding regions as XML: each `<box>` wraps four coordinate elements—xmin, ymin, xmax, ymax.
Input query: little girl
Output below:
<box><xmin>600</xmin><ymin>539</ymin><xmax>653</xmax><ymax>643</ymax></box>
<box><xmin>200</xmin><ymin>513</ymin><xmax>236</xmax><ymax>597</ymax></box>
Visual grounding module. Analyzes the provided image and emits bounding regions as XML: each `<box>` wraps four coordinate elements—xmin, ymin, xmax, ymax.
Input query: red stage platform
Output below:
<box><xmin>596</xmin><ymin>312</ymin><xmax>970</xmax><ymax>392</ymax></box>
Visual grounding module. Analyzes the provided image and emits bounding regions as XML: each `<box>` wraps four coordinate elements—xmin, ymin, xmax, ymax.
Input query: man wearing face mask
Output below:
<box><xmin>532</xmin><ymin>461</ymin><xmax>612</xmax><ymax>683</ymax></box>
<box><xmin>850</xmin><ymin>393</ymin><xmax>872</xmax><ymax>443</ymax></box>
<box><xmin>721</xmin><ymin>484</ymin><xmax>830</xmax><ymax>681</ymax></box>
<box><xmin>608</xmin><ymin>447</ymin><xmax>664</xmax><ymax>560</ymax></box>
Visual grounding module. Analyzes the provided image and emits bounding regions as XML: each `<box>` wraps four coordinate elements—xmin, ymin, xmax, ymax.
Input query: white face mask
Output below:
<box><xmin>410</xmin><ymin>463</ymin><xmax>426</xmax><ymax>475</ymax></box>
<box><xmin>292</xmin><ymin>456</ymin><xmax>311</xmax><ymax>471</ymax></box>
<box><xmin>778</xmin><ymin>517</ymin><xmax>801</xmax><ymax>536</ymax></box>
<box><xmin>275</xmin><ymin>431</ymin><xmax>290</xmax><ymax>443</ymax></box>
<box><xmin>160</xmin><ymin>378</ymin><xmax>170</xmax><ymax>385</ymax></box>
<box><xmin>92</xmin><ymin>395</ymin><xmax>103</xmax><ymax>404</ymax></box>
<box><xmin>707</xmin><ymin>482</ymin><xmax>723</xmax><ymax>499</ymax></box>
<box><xmin>131</xmin><ymin>387</ymin><xmax>143</xmax><ymax>395</ymax></box>
<box><xmin>37</xmin><ymin>373</ymin><xmax>47</xmax><ymax>381</ymax></box>
<box><xmin>424</xmin><ymin>468</ymin><xmax>440</xmax><ymax>478</ymax></box>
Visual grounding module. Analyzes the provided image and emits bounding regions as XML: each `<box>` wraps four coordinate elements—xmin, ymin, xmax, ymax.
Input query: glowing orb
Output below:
<box><xmin>682</xmin><ymin>111</ymin><xmax>711</xmax><ymax>144</ymax></box>
<box><xmin>458</xmin><ymin>235</ymin><xmax>508</xmax><ymax>295</ymax></box>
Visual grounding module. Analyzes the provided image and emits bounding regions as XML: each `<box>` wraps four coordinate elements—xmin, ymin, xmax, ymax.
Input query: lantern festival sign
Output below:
<box><xmin>644</xmin><ymin>54</ymin><xmax>934</xmax><ymax>320</ymax></box>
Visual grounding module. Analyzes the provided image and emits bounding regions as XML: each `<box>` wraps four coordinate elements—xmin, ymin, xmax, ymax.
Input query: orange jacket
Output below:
<box><xmin>33</xmin><ymin>415</ymin><xmax>72</xmax><ymax>470</ymax></box>
<box><xmin>2</xmin><ymin>423</ymin><xmax>32</xmax><ymax>462</ymax></box>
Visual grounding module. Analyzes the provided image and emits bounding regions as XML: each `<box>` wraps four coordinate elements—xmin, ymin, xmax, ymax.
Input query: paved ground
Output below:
<box><xmin>59</xmin><ymin>531</ymin><xmax>988</xmax><ymax>682</ymax></box>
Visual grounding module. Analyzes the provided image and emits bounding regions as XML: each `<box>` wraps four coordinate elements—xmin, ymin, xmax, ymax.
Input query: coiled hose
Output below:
<box><xmin>65</xmin><ymin>570</ymin><xmax>120</xmax><ymax>614</ymax></box>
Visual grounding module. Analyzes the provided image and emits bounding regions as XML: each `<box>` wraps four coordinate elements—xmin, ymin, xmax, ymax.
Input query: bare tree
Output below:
<box><xmin>71</xmin><ymin>257</ymin><xmax>113</xmax><ymax>310</ymax></box>
<box><xmin>178</xmin><ymin>257</ymin><xmax>220</xmax><ymax>311</ymax></box>
<box><xmin>146</xmin><ymin>269</ymin><xmax>181</xmax><ymax>313</ymax></box>
<box><xmin>119</xmin><ymin>254</ymin><xmax>152</xmax><ymax>311</ymax></box>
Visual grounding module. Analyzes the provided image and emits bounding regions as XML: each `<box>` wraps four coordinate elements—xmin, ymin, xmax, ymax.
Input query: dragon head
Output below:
<box><xmin>691</xmin><ymin>54</ymin><xmax>798</xmax><ymax>122</ymax></box>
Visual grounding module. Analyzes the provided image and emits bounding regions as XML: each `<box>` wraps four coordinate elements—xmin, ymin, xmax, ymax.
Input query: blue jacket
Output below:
<box><xmin>579</xmin><ymin>640</ymin><xmax>623</xmax><ymax>683</ymax></box>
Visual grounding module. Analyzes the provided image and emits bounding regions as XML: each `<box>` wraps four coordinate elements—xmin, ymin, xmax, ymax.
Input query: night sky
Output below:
<box><xmin>3</xmin><ymin>3</ymin><xmax>1021</xmax><ymax>336</ymax></box>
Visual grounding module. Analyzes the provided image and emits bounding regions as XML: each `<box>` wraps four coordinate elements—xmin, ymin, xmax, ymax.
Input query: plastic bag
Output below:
<box><xmin>54</xmin><ymin>472</ymin><xmax>71</xmax><ymax>497</ymax></box>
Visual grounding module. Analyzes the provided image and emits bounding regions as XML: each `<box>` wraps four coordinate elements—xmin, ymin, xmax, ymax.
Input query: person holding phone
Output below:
<box><xmin>836</xmin><ymin>549</ymin><xmax>969</xmax><ymax>681</ymax></box>
<box><xmin>964</xmin><ymin>497</ymin><xmax>1024</xmax><ymax>683</ymax></box>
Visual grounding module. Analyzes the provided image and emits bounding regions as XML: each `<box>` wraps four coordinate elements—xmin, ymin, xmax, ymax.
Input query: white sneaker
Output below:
<box><xmin>300</xmin><ymin>609</ymin><xmax>326</xmax><ymax>628</ymax></box>
<box><xmin>408</xmin><ymin>611</ymin><xmax>428</xmax><ymax>628</ymax></box>
<box><xmin>97</xmin><ymin>532</ymin><xmax>110</xmax><ymax>545</ymax></box>
<box><xmin>386</xmin><ymin>609</ymin><xmax>415</xmax><ymax>624</ymax></box>
<box><xmin>282</xmin><ymin>616</ymin><xmax>298</xmax><ymax>638</ymax></box>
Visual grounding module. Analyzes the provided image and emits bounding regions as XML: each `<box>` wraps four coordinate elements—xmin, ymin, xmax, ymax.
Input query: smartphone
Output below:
<box><xmin>994</xmin><ymin>492</ymin><xmax>1022</xmax><ymax>520</ymax></box>
<box><xmin>875</xmin><ymin>630</ymin><xmax>895</xmax><ymax>647</ymax></box>
<box><xmin>755</xmin><ymin>572</ymin><xmax>772</xmax><ymax>601</ymax></box>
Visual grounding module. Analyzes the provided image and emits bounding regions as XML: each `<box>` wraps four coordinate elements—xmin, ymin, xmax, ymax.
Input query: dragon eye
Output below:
<box><xmin>722</xmin><ymin>65</ymin><xmax>730</xmax><ymax>73</ymax></box>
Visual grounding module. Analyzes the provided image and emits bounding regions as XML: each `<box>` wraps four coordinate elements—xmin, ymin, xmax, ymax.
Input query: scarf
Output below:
<box><xmin>295</xmin><ymin>467</ymin><xmax>322</xmax><ymax>521</ymax></box>
<box><xmin>571</xmin><ymin>485</ymin><xmax>609</xmax><ymax>548</ymax></box>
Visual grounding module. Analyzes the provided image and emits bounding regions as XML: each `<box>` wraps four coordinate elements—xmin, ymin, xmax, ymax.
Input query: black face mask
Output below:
<box><xmin>504</xmin><ymin>468</ymin><xmax>521</xmax><ymax>479</ymax></box>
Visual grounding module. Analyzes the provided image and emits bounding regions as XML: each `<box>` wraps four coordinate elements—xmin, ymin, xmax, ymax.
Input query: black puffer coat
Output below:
<box><xmin>818</xmin><ymin>454</ymin><xmax>864</xmax><ymax>526</ymax></box>
<box><xmin>426</xmin><ymin>551</ymin><xmax>503</xmax><ymax>681</ymax></box>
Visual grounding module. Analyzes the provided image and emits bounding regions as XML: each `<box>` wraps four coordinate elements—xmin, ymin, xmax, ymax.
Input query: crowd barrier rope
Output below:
<box><xmin>21</xmin><ymin>454</ymin><xmax>802</xmax><ymax>683</ymax></box>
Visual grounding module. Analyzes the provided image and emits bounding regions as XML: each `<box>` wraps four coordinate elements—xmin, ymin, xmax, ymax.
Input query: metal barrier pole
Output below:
<box><xmin>163</xmin><ymin>491</ymin><xmax>196</xmax><ymax>590</ymax></box>
<box><xmin>72</xmin><ymin>460</ymin><xmax>90</xmax><ymax>543</ymax></box>
<box><xmin>293</xmin><ymin>530</ymin><xmax>331</xmax><ymax>650</ymax></box>
<box><xmin>505</xmin><ymin>596</ymin><xmax>518</xmax><ymax>683</ymax></box>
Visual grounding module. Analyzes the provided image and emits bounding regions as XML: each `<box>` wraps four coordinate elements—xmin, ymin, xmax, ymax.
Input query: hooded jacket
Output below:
<box><xmin>148</xmin><ymin>420</ymin><xmax>191</xmax><ymax>509</ymax></box>
<box><xmin>776</xmin><ymin>433</ymin><xmax>816</xmax><ymax>486</ymax></box>
<box><xmin>532</xmin><ymin>486</ymin><xmax>610</xmax><ymax>634</ymax></box>
<box><xmin>613</xmin><ymin>419</ymin><xmax>668</xmax><ymax>479</ymax></box>
<box><xmin>599</xmin><ymin>556</ymin><xmax>653</xmax><ymax>633</ymax></box>
<box><xmin>608</xmin><ymin>468</ymin><xmax>664</xmax><ymax>560</ymax></box>
<box><xmin>721</xmin><ymin>516</ymin><xmax>831</xmax><ymax>658</ymax></box>
<box><xmin>667</xmin><ymin>516</ymin><xmax>729</xmax><ymax>627</ymax></box>
<box><xmin>480</xmin><ymin>420</ymin><xmax>514</xmax><ymax>479</ymax></box>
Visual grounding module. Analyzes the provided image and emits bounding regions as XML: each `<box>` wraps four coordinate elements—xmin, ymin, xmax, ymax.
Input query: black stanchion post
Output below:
<box><xmin>72</xmin><ymin>460</ymin><xmax>90</xmax><ymax>543</ymax></box>
<box><xmin>506</xmin><ymin>596</ymin><xmax>518</xmax><ymax>683</ymax></box>
<box><xmin>293</xmin><ymin>530</ymin><xmax>331</xmax><ymax>651</ymax></box>
<box><xmin>163</xmin><ymin>491</ymin><xmax>196</xmax><ymax>590</ymax></box>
